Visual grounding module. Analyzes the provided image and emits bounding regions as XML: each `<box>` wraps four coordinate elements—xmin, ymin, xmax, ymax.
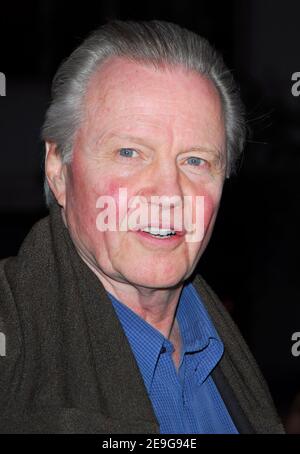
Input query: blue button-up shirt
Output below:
<box><xmin>108</xmin><ymin>282</ymin><xmax>238</xmax><ymax>434</ymax></box>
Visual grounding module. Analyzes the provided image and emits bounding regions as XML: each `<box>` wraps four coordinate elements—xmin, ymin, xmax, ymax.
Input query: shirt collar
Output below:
<box><xmin>108</xmin><ymin>281</ymin><xmax>224</xmax><ymax>391</ymax></box>
<box><xmin>176</xmin><ymin>283</ymin><xmax>224</xmax><ymax>384</ymax></box>
<box><xmin>177</xmin><ymin>282</ymin><xmax>220</xmax><ymax>352</ymax></box>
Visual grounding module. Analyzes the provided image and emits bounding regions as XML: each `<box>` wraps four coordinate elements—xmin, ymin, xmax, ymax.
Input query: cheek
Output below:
<box><xmin>184</xmin><ymin>192</ymin><xmax>221</xmax><ymax>253</ymax></box>
<box><xmin>69</xmin><ymin>154</ymin><xmax>132</xmax><ymax>233</ymax></box>
<box><xmin>66</xmin><ymin>157</ymin><xmax>111</xmax><ymax>233</ymax></box>
<box><xmin>203</xmin><ymin>194</ymin><xmax>218</xmax><ymax>228</ymax></box>
<box><xmin>94</xmin><ymin>178</ymin><xmax>132</xmax><ymax>229</ymax></box>
<box><xmin>105</xmin><ymin>180</ymin><xmax>124</xmax><ymax>199</ymax></box>
<box><xmin>67</xmin><ymin>154</ymin><xmax>93</xmax><ymax>207</ymax></box>
<box><xmin>189</xmin><ymin>190</ymin><xmax>221</xmax><ymax>238</ymax></box>
<box><xmin>69</xmin><ymin>153</ymin><xmax>120</xmax><ymax>210</ymax></box>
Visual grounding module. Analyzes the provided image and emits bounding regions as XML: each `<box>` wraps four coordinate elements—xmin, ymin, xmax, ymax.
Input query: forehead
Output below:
<box><xmin>82</xmin><ymin>56</ymin><xmax>225</xmax><ymax>147</ymax></box>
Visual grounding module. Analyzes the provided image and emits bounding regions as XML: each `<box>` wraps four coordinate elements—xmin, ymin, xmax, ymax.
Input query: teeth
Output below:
<box><xmin>142</xmin><ymin>227</ymin><xmax>176</xmax><ymax>237</ymax></box>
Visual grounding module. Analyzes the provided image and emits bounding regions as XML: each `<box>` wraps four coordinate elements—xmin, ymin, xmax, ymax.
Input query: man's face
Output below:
<box><xmin>62</xmin><ymin>57</ymin><xmax>226</xmax><ymax>289</ymax></box>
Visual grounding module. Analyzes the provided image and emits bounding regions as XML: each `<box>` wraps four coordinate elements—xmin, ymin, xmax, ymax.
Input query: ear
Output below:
<box><xmin>45</xmin><ymin>141</ymin><xmax>67</xmax><ymax>208</ymax></box>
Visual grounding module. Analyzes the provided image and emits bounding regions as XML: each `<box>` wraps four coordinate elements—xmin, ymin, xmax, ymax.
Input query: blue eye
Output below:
<box><xmin>119</xmin><ymin>148</ymin><xmax>137</xmax><ymax>158</ymax></box>
<box><xmin>187</xmin><ymin>157</ymin><xmax>204</xmax><ymax>166</ymax></box>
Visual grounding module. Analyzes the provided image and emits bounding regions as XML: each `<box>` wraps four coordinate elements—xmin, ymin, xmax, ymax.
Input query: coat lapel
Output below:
<box><xmin>49</xmin><ymin>204</ymin><xmax>159</xmax><ymax>432</ymax></box>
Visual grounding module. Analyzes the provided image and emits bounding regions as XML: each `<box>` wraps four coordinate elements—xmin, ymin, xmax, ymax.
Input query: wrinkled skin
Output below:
<box><xmin>46</xmin><ymin>57</ymin><xmax>226</xmax><ymax>354</ymax></box>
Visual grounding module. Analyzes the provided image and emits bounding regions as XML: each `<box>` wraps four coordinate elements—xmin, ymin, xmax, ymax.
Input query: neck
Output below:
<box><xmin>98</xmin><ymin>272</ymin><xmax>183</xmax><ymax>340</ymax></box>
<box><xmin>75</xmin><ymin>245</ymin><xmax>184</xmax><ymax>369</ymax></box>
<box><xmin>76</xmin><ymin>250</ymin><xmax>182</xmax><ymax>340</ymax></box>
<box><xmin>99</xmin><ymin>272</ymin><xmax>184</xmax><ymax>370</ymax></box>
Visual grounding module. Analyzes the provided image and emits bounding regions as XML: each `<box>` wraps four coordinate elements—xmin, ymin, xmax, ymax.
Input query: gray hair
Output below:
<box><xmin>42</xmin><ymin>19</ymin><xmax>246</xmax><ymax>206</ymax></box>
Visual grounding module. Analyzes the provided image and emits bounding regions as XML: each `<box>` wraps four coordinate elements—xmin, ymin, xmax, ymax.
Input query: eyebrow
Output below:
<box><xmin>103</xmin><ymin>132</ymin><xmax>155</xmax><ymax>148</ymax></box>
<box><xmin>187</xmin><ymin>145</ymin><xmax>223</xmax><ymax>155</ymax></box>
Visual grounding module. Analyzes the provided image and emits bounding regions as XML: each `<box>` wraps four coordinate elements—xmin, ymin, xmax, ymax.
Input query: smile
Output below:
<box><xmin>141</xmin><ymin>227</ymin><xmax>177</xmax><ymax>238</ymax></box>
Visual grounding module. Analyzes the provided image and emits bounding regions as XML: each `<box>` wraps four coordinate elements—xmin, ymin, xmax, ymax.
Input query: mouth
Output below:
<box><xmin>141</xmin><ymin>226</ymin><xmax>177</xmax><ymax>239</ymax></box>
<box><xmin>132</xmin><ymin>225</ymin><xmax>186</xmax><ymax>247</ymax></box>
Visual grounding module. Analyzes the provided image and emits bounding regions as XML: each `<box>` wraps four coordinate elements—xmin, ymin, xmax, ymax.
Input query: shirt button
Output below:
<box><xmin>160</xmin><ymin>346</ymin><xmax>166</xmax><ymax>354</ymax></box>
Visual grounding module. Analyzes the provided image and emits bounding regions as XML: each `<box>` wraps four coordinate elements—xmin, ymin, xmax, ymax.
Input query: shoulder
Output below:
<box><xmin>192</xmin><ymin>273</ymin><xmax>264</xmax><ymax>377</ymax></box>
<box><xmin>192</xmin><ymin>273</ymin><xmax>284</xmax><ymax>434</ymax></box>
<box><xmin>0</xmin><ymin>256</ymin><xmax>21</xmax><ymax>343</ymax></box>
<box><xmin>0</xmin><ymin>256</ymin><xmax>23</xmax><ymax>408</ymax></box>
<box><xmin>0</xmin><ymin>214</ymin><xmax>51</xmax><ymax>408</ymax></box>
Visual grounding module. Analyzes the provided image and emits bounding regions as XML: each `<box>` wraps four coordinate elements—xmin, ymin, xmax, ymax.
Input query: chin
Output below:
<box><xmin>121</xmin><ymin>264</ymin><xmax>188</xmax><ymax>290</ymax></box>
<box><xmin>131</xmin><ymin>278</ymin><xmax>183</xmax><ymax>290</ymax></box>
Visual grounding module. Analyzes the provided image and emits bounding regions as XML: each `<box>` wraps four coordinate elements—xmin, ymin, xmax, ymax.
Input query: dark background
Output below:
<box><xmin>0</xmin><ymin>0</ymin><xmax>299</xmax><ymax>430</ymax></box>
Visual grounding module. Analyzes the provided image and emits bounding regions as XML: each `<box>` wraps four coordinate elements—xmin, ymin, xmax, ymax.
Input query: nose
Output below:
<box><xmin>134</xmin><ymin>155</ymin><xmax>185</xmax><ymax>229</ymax></box>
<box><xmin>137</xmin><ymin>155</ymin><xmax>184</xmax><ymax>202</ymax></box>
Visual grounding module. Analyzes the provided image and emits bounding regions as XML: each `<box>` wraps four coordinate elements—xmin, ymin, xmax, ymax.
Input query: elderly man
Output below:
<box><xmin>0</xmin><ymin>20</ymin><xmax>283</xmax><ymax>434</ymax></box>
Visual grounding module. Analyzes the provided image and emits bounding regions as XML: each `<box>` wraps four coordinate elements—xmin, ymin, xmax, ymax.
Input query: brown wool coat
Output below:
<box><xmin>0</xmin><ymin>204</ymin><xmax>284</xmax><ymax>433</ymax></box>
